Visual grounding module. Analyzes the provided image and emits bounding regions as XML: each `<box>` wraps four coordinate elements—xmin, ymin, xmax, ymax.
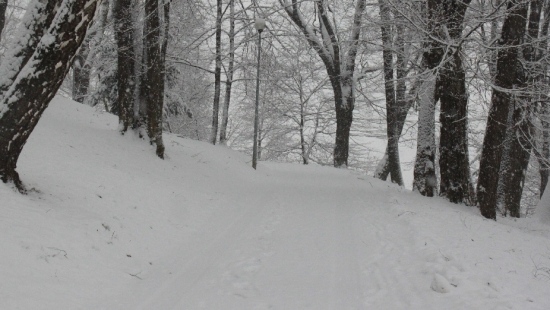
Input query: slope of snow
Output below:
<box><xmin>1</xmin><ymin>97</ymin><xmax>550</xmax><ymax>309</ymax></box>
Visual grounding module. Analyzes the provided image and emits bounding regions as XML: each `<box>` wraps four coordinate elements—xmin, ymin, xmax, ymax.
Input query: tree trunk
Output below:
<box><xmin>540</xmin><ymin>101</ymin><xmax>550</xmax><ymax>197</ymax></box>
<box><xmin>376</xmin><ymin>78</ymin><xmax>417</xmax><ymax>181</ymax></box>
<box><xmin>477</xmin><ymin>1</ymin><xmax>528</xmax><ymax>220</ymax></box>
<box><xmin>0</xmin><ymin>0</ymin><xmax>62</xmax><ymax>95</ymax></box>
<box><xmin>537</xmin><ymin>0</ymin><xmax>550</xmax><ymax>198</ymax></box>
<box><xmin>0</xmin><ymin>0</ymin><xmax>100</xmax><ymax>191</ymax></box>
<box><xmin>413</xmin><ymin>0</ymin><xmax>444</xmax><ymax>196</ymax></box>
<box><xmin>144</xmin><ymin>0</ymin><xmax>167</xmax><ymax>158</ymax></box>
<box><xmin>376</xmin><ymin>0</ymin><xmax>404</xmax><ymax>185</ymax></box>
<box><xmin>300</xmin><ymin>99</ymin><xmax>308</xmax><ymax>164</ymax></box>
<box><xmin>438</xmin><ymin>52</ymin><xmax>473</xmax><ymax>204</ymax></box>
<box><xmin>210</xmin><ymin>0</ymin><xmax>222</xmax><ymax>145</ymax></box>
<box><xmin>114</xmin><ymin>0</ymin><xmax>136</xmax><ymax>132</ymax></box>
<box><xmin>413</xmin><ymin>70</ymin><xmax>437</xmax><ymax>196</ymax></box>
<box><xmin>391</xmin><ymin>10</ymin><xmax>407</xmax><ymax>185</ymax></box>
<box><xmin>0</xmin><ymin>0</ymin><xmax>8</xmax><ymax>43</ymax></box>
<box><xmin>219</xmin><ymin>0</ymin><xmax>234</xmax><ymax>145</ymax></box>
<box><xmin>428</xmin><ymin>0</ymin><xmax>473</xmax><ymax>204</ymax></box>
<box><xmin>500</xmin><ymin>0</ymin><xmax>543</xmax><ymax>217</ymax></box>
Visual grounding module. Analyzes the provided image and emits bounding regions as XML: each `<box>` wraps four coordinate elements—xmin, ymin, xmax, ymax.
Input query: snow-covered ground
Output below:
<box><xmin>1</xmin><ymin>97</ymin><xmax>550</xmax><ymax>309</ymax></box>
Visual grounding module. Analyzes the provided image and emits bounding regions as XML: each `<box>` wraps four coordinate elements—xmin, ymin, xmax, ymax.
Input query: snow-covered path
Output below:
<box><xmin>96</xmin><ymin>164</ymin><xmax>421</xmax><ymax>310</ymax></box>
<box><xmin>2</xmin><ymin>98</ymin><xmax>550</xmax><ymax>310</ymax></box>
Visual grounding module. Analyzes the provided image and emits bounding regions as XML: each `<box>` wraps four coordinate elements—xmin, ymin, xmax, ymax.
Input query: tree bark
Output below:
<box><xmin>413</xmin><ymin>69</ymin><xmax>437</xmax><ymax>196</ymax></box>
<box><xmin>114</xmin><ymin>0</ymin><xmax>136</xmax><ymax>132</ymax></box>
<box><xmin>0</xmin><ymin>0</ymin><xmax>100</xmax><ymax>191</ymax></box>
<box><xmin>144</xmin><ymin>0</ymin><xmax>167</xmax><ymax>158</ymax></box>
<box><xmin>433</xmin><ymin>0</ymin><xmax>473</xmax><ymax>205</ymax></box>
<box><xmin>438</xmin><ymin>51</ymin><xmax>473</xmax><ymax>204</ymax></box>
<box><xmin>500</xmin><ymin>0</ymin><xmax>543</xmax><ymax>217</ymax></box>
<box><xmin>210</xmin><ymin>0</ymin><xmax>223</xmax><ymax>145</ymax></box>
<box><xmin>0</xmin><ymin>0</ymin><xmax>8</xmax><ymax>43</ymax></box>
<box><xmin>0</xmin><ymin>0</ymin><xmax>63</xmax><ymax>96</ymax></box>
<box><xmin>540</xmin><ymin>101</ymin><xmax>550</xmax><ymax>197</ymax></box>
<box><xmin>376</xmin><ymin>0</ymin><xmax>404</xmax><ymax>185</ymax></box>
<box><xmin>219</xmin><ymin>0</ymin><xmax>234</xmax><ymax>145</ymax></box>
<box><xmin>537</xmin><ymin>0</ymin><xmax>550</xmax><ymax>198</ymax></box>
<box><xmin>477</xmin><ymin>1</ymin><xmax>528</xmax><ymax>220</ymax></box>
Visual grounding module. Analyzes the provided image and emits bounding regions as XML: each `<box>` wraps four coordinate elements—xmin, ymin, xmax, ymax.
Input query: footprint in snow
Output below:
<box><xmin>431</xmin><ymin>273</ymin><xmax>451</xmax><ymax>293</ymax></box>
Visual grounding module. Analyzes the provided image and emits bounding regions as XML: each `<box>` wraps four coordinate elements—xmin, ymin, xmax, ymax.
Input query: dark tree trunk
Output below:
<box><xmin>0</xmin><ymin>0</ymin><xmax>62</xmax><ymax>95</ymax></box>
<box><xmin>433</xmin><ymin>0</ymin><xmax>473</xmax><ymax>205</ymax></box>
<box><xmin>144</xmin><ymin>0</ymin><xmax>167</xmax><ymax>158</ymax></box>
<box><xmin>114</xmin><ymin>0</ymin><xmax>136</xmax><ymax>132</ymax></box>
<box><xmin>501</xmin><ymin>106</ymin><xmax>532</xmax><ymax>217</ymax></box>
<box><xmin>500</xmin><ymin>0</ymin><xmax>543</xmax><ymax>217</ymax></box>
<box><xmin>219</xmin><ymin>0</ymin><xmax>234</xmax><ymax>145</ymax></box>
<box><xmin>0</xmin><ymin>0</ymin><xmax>8</xmax><ymax>43</ymax></box>
<box><xmin>391</xmin><ymin>11</ymin><xmax>407</xmax><ymax>185</ymax></box>
<box><xmin>477</xmin><ymin>1</ymin><xmax>528</xmax><ymax>220</ymax></box>
<box><xmin>537</xmin><ymin>0</ymin><xmax>550</xmax><ymax>198</ymax></box>
<box><xmin>210</xmin><ymin>0</ymin><xmax>222</xmax><ymax>145</ymax></box>
<box><xmin>0</xmin><ymin>0</ymin><xmax>100</xmax><ymax>191</ymax></box>
<box><xmin>334</xmin><ymin>90</ymin><xmax>353</xmax><ymax>167</ymax></box>
<box><xmin>300</xmin><ymin>94</ymin><xmax>308</xmax><ymax>164</ymax></box>
<box><xmin>377</xmin><ymin>79</ymin><xmax>416</xmax><ymax>181</ymax></box>
<box><xmin>438</xmin><ymin>52</ymin><xmax>473</xmax><ymax>204</ymax></box>
<box><xmin>376</xmin><ymin>0</ymin><xmax>404</xmax><ymax>185</ymax></box>
<box><xmin>540</xmin><ymin>101</ymin><xmax>550</xmax><ymax>197</ymax></box>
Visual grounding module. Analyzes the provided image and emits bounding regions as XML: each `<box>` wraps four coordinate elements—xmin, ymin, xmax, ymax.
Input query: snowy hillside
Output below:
<box><xmin>1</xmin><ymin>97</ymin><xmax>550</xmax><ymax>309</ymax></box>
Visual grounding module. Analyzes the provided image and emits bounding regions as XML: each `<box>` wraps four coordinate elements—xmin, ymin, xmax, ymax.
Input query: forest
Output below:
<box><xmin>0</xmin><ymin>0</ymin><xmax>549</xmax><ymax>221</ymax></box>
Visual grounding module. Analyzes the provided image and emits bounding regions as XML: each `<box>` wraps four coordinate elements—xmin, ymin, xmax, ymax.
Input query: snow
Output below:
<box><xmin>1</xmin><ymin>96</ymin><xmax>550</xmax><ymax>309</ymax></box>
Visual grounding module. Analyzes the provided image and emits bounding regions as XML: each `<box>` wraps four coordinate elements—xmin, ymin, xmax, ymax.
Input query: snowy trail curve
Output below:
<box><xmin>98</xmin><ymin>164</ymin><xmax>426</xmax><ymax>310</ymax></box>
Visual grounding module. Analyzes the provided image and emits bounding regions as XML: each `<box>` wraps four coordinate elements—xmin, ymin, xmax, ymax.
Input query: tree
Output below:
<box><xmin>376</xmin><ymin>0</ymin><xmax>407</xmax><ymax>185</ymax></box>
<box><xmin>0</xmin><ymin>0</ymin><xmax>8</xmax><ymax>43</ymax></box>
<box><xmin>413</xmin><ymin>61</ymin><xmax>438</xmax><ymax>196</ymax></box>
<box><xmin>536</xmin><ymin>1</ymin><xmax>550</xmax><ymax>199</ymax></box>
<box><xmin>477</xmin><ymin>0</ymin><xmax>529</xmax><ymax>219</ymax></box>
<box><xmin>114</xmin><ymin>0</ymin><xmax>169</xmax><ymax>159</ymax></box>
<box><xmin>419</xmin><ymin>0</ymin><xmax>474</xmax><ymax>204</ymax></box>
<box><xmin>210</xmin><ymin>0</ymin><xmax>223</xmax><ymax>144</ymax></box>
<box><xmin>114</xmin><ymin>0</ymin><xmax>136</xmax><ymax>132</ymax></box>
<box><xmin>70</xmin><ymin>0</ymin><xmax>110</xmax><ymax>105</ymax></box>
<box><xmin>497</xmin><ymin>0</ymin><xmax>543</xmax><ymax>217</ymax></box>
<box><xmin>0</xmin><ymin>0</ymin><xmax>101</xmax><ymax>190</ymax></box>
<box><xmin>142</xmin><ymin>0</ymin><xmax>169</xmax><ymax>158</ymax></box>
<box><xmin>280</xmin><ymin>0</ymin><xmax>367</xmax><ymax>167</ymax></box>
<box><xmin>219</xmin><ymin>0</ymin><xmax>235</xmax><ymax>145</ymax></box>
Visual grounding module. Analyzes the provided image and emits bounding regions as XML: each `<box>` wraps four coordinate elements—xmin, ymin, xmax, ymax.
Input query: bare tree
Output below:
<box><xmin>114</xmin><ymin>0</ymin><xmax>136</xmax><ymax>132</ymax></box>
<box><xmin>477</xmin><ymin>0</ymin><xmax>529</xmax><ymax>220</ymax></box>
<box><xmin>376</xmin><ymin>0</ymin><xmax>406</xmax><ymax>185</ymax></box>
<box><xmin>143</xmin><ymin>0</ymin><xmax>169</xmax><ymax>158</ymax></box>
<box><xmin>280</xmin><ymin>0</ymin><xmax>367</xmax><ymax>167</ymax></box>
<box><xmin>210</xmin><ymin>0</ymin><xmax>223</xmax><ymax>144</ymax></box>
<box><xmin>219</xmin><ymin>0</ymin><xmax>235</xmax><ymax>145</ymax></box>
